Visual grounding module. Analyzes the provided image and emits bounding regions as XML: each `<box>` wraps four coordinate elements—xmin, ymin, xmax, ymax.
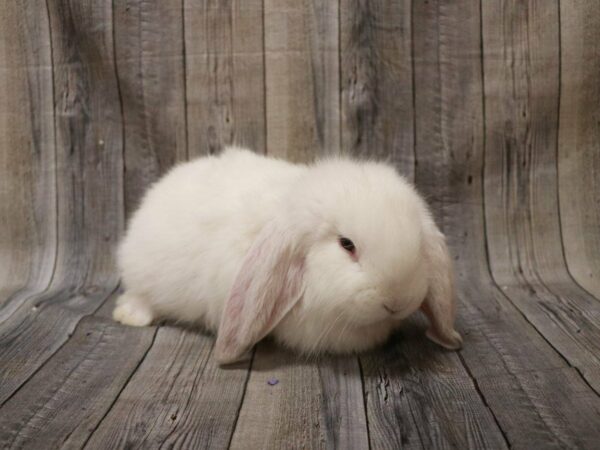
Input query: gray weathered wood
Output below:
<box><xmin>264</xmin><ymin>0</ymin><xmax>340</xmax><ymax>161</ymax></box>
<box><xmin>0</xmin><ymin>0</ymin><xmax>124</xmax><ymax>405</ymax></box>
<box><xmin>84</xmin><ymin>326</ymin><xmax>249</xmax><ymax>449</ymax></box>
<box><xmin>413</xmin><ymin>1</ymin><xmax>600</xmax><ymax>448</ymax></box>
<box><xmin>482</xmin><ymin>0</ymin><xmax>600</xmax><ymax>392</ymax></box>
<box><xmin>340</xmin><ymin>0</ymin><xmax>414</xmax><ymax>171</ymax></box>
<box><xmin>0</xmin><ymin>315</ymin><xmax>155</xmax><ymax>449</ymax></box>
<box><xmin>231</xmin><ymin>5</ymin><xmax>367</xmax><ymax>439</ymax></box>
<box><xmin>114</xmin><ymin>0</ymin><xmax>188</xmax><ymax>214</ymax></box>
<box><xmin>231</xmin><ymin>5</ymin><xmax>366</xmax><ymax>443</ymax></box>
<box><xmin>49</xmin><ymin>0</ymin><xmax>123</xmax><ymax>288</ymax></box>
<box><xmin>476</xmin><ymin>368</ymin><xmax>600</xmax><ymax>450</ymax></box>
<box><xmin>336</xmin><ymin>1</ymin><xmax>507</xmax><ymax>447</ymax></box>
<box><xmin>1</xmin><ymin>1</ymin><xmax>600</xmax><ymax>448</ymax></box>
<box><xmin>361</xmin><ymin>321</ymin><xmax>508</xmax><ymax>450</ymax></box>
<box><xmin>558</xmin><ymin>1</ymin><xmax>600</xmax><ymax>299</ymax></box>
<box><xmin>0</xmin><ymin>287</ymin><xmax>119</xmax><ymax>406</ymax></box>
<box><xmin>0</xmin><ymin>0</ymin><xmax>57</xmax><ymax>320</ymax></box>
<box><xmin>98</xmin><ymin>9</ymin><xmax>196</xmax><ymax>447</ymax></box>
<box><xmin>185</xmin><ymin>0</ymin><xmax>266</xmax><ymax>156</ymax></box>
<box><xmin>230</xmin><ymin>341</ymin><xmax>369</xmax><ymax>450</ymax></box>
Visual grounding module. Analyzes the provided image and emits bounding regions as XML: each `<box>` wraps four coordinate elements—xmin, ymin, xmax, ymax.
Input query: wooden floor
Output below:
<box><xmin>2</xmin><ymin>0</ymin><xmax>600</xmax><ymax>449</ymax></box>
<box><xmin>2</xmin><ymin>259</ymin><xmax>600</xmax><ymax>450</ymax></box>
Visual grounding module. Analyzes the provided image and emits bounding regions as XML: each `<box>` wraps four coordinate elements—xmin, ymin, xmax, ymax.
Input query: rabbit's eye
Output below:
<box><xmin>339</xmin><ymin>237</ymin><xmax>356</xmax><ymax>254</ymax></box>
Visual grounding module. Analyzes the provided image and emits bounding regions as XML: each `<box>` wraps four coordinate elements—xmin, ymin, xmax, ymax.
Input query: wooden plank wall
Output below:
<box><xmin>0</xmin><ymin>1</ymin><xmax>599</xmax><ymax>448</ymax></box>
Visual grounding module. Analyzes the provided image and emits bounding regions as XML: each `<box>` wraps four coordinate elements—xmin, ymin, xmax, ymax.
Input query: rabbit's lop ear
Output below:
<box><xmin>420</xmin><ymin>226</ymin><xmax>463</xmax><ymax>350</ymax></box>
<box><xmin>215</xmin><ymin>218</ymin><xmax>306</xmax><ymax>365</ymax></box>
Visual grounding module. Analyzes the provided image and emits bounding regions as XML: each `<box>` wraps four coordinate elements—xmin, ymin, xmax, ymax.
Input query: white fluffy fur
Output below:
<box><xmin>114</xmin><ymin>147</ymin><xmax>462</xmax><ymax>363</ymax></box>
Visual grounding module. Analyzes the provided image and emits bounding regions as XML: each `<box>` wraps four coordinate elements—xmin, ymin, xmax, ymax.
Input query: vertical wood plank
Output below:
<box><xmin>413</xmin><ymin>0</ymin><xmax>483</xmax><ymax>208</ymax></box>
<box><xmin>340</xmin><ymin>0</ymin><xmax>414</xmax><ymax>172</ymax></box>
<box><xmin>233</xmin><ymin>5</ymin><xmax>368</xmax><ymax>447</ymax></box>
<box><xmin>49</xmin><ymin>0</ymin><xmax>123</xmax><ymax>289</ymax></box>
<box><xmin>483</xmin><ymin>0</ymin><xmax>562</xmax><ymax>285</ymax></box>
<box><xmin>1</xmin><ymin>4</ymin><xmax>190</xmax><ymax>439</ymax></box>
<box><xmin>185</xmin><ymin>0</ymin><xmax>266</xmax><ymax>156</ymax></box>
<box><xmin>85</xmin><ymin>2</ymin><xmax>267</xmax><ymax>446</ymax></box>
<box><xmin>337</xmin><ymin>1</ymin><xmax>506</xmax><ymax>447</ymax></box>
<box><xmin>230</xmin><ymin>342</ymin><xmax>369</xmax><ymax>450</ymax></box>
<box><xmin>558</xmin><ymin>1</ymin><xmax>600</xmax><ymax>298</ymax></box>
<box><xmin>0</xmin><ymin>0</ymin><xmax>125</xmax><ymax>404</ymax></box>
<box><xmin>1</xmin><ymin>1</ymin><xmax>599</xmax><ymax>447</ymax></box>
<box><xmin>113</xmin><ymin>0</ymin><xmax>188</xmax><ymax>214</ymax></box>
<box><xmin>412</xmin><ymin>0</ymin><xmax>600</xmax><ymax>447</ymax></box>
<box><xmin>482</xmin><ymin>0</ymin><xmax>600</xmax><ymax>391</ymax></box>
<box><xmin>0</xmin><ymin>0</ymin><xmax>57</xmax><ymax>319</ymax></box>
<box><xmin>264</xmin><ymin>0</ymin><xmax>339</xmax><ymax>161</ymax></box>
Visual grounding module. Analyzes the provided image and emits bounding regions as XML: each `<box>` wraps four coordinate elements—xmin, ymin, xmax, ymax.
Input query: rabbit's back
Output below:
<box><xmin>118</xmin><ymin>148</ymin><xmax>305</xmax><ymax>329</ymax></box>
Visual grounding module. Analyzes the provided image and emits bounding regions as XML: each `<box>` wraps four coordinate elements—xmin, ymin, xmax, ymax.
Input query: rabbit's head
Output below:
<box><xmin>215</xmin><ymin>158</ymin><xmax>462</xmax><ymax>364</ymax></box>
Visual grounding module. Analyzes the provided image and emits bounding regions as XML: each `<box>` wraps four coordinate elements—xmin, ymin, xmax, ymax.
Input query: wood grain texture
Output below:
<box><xmin>482</xmin><ymin>0</ymin><xmax>600</xmax><ymax>392</ymax></box>
<box><xmin>558</xmin><ymin>1</ymin><xmax>600</xmax><ymax>299</ymax></box>
<box><xmin>0</xmin><ymin>288</ymin><xmax>119</xmax><ymax>405</ymax></box>
<box><xmin>232</xmin><ymin>19</ymin><xmax>367</xmax><ymax>438</ymax></box>
<box><xmin>49</xmin><ymin>0</ymin><xmax>123</xmax><ymax>288</ymax></box>
<box><xmin>477</xmin><ymin>368</ymin><xmax>600</xmax><ymax>450</ymax></box>
<box><xmin>264</xmin><ymin>0</ymin><xmax>340</xmax><ymax>161</ymax></box>
<box><xmin>1</xmin><ymin>1</ymin><xmax>600</xmax><ymax>448</ymax></box>
<box><xmin>0</xmin><ymin>316</ymin><xmax>155</xmax><ymax>449</ymax></box>
<box><xmin>361</xmin><ymin>322</ymin><xmax>508</xmax><ymax>450</ymax></box>
<box><xmin>340</xmin><ymin>0</ymin><xmax>414</xmax><ymax>171</ymax></box>
<box><xmin>85</xmin><ymin>326</ymin><xmax>250</xmax><ymax>449</ymax></box>
<box><xmin>114</xmin><ymin>0</ymin><xmax>188</xmax><ymax>214</ymax></box>
<box><xmin>413</xmin><ymin>1</ymin><xmax>600</xmax><ymax>448</ymax></box>
<box><xmin>340</xmin><ymin>2</ymin><xmax>506</xmax><ymax>447</ymax></box>
<box><xmin>0</xmin><ymin>0</ymin><xmax>123</xmax><ymax>405</ymax></box>
<box><xmin>105</xmin><ymin>6</ymin><xmax>188</xmax><ymax>432</ymax></box>
<box><xmin>0</xmin><ymin>0</ymin><xmax>57</xmax><ymax>319</ymax></box>
<box><xmin>185</xmin><ymin>0</ymin><xmax>266</xmax><ymax>156</ymax></box>
<box><xmin>230</xmin><ymin>341</ymin><xmax>369</xmax><ymax>450</ymax></box>
<box><xmin>231</xmin><ymin>127</ymin><xmax>368</xmax><ymax>447</ymax></box>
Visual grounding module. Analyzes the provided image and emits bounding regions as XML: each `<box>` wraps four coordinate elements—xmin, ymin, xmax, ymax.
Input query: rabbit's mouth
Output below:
<box><xmin>381</xmin><ymin>300</ymin><xmax>420</xmax><ymax>321</ymax></box>
<box><xmin>383</xmin><ymin>303</ymin><xmax>400</xmax><ymax>315</ymax></box>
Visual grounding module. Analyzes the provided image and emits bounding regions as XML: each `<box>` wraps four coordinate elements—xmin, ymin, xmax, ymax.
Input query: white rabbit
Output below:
<box><xmin>114</xmin><ymin>146</ymin><xmax>462</xmax><ymax>364</ymax></box>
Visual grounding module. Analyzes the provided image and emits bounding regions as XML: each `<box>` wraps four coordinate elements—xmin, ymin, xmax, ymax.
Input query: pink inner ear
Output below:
<box><xmin>215</xmin><ymin>223</ymin><xmax>306</xmax><ymax>364</ymax></box>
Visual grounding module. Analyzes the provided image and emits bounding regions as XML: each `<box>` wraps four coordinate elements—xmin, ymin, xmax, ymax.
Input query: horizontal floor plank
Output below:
<box><xmin>0</xmin><ymin>316</ymin><xmax>155</xmax><ymax>449</ymax></box>
<box><xmin>84</xmin><ymin>326</ymin><xmax>250</xmax><ymax>449</ymax></box>
<box><xmin>477</xmin><ymin>367</ymin><xmax>600</xmax><ymax>450</ymax></box>
<box><xmin>361</xmin><ymin>321</ymin><xmax>508</xmax><ymax>450</ymax></box>
<box><xmin>0</xmin><ymin>285</ymin><xmax>118</xmax><ymax>405</ymax></box>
